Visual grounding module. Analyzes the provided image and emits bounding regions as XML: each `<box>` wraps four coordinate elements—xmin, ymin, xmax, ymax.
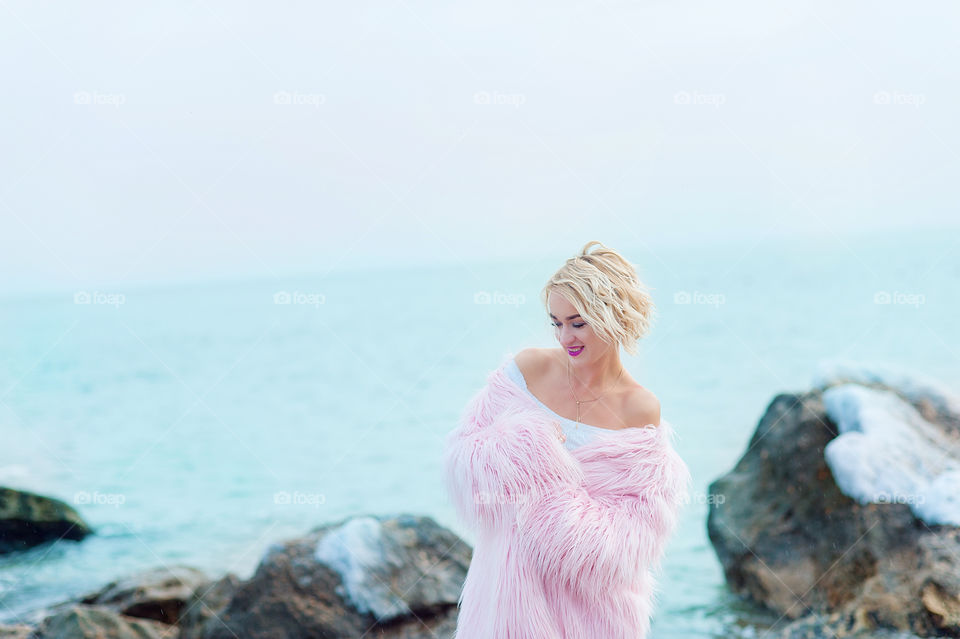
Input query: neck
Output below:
<box><xmin>566</xmin><ymin>349</ymin><xmax>624</xmax><ymax>394</ymax></box>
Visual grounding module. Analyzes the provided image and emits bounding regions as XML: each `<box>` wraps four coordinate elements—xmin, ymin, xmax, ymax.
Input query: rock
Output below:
<box><xmin>79</xmin><ymin>565</ymin><xmax>210</xmax><ymax>624</ymax></box>
<box><xmin>0</xmin><ymin>624</ymin><xmax>34</xmax><ymax>639</ymax></box>
<box><xmin>0</xmin><ymin>487</ymin><xmax>92</xmax><ymax>554</ymax></box>
<box><xmin>919</xmin><ymin>573</ymin><xmax>960</xmax><ymax>630</ymax></box>
<box><xmin>821</xmin><ymin>382</ymin><xmax>960</xmax><ymax>527</ymax></box>
<box><xmin>708</xmin><ymin>367</ymin><xmax>960</xmax><ymax>637</ymax></box>
<box><xmin>777</xmin><ymin>611</ymin><xmax>927</xmax><ymax>638</ymax></box>
<box><xmin>176</xmin><ymin>574</ymin><xmax>240</xmax><ymax>639</ymax></box>
<box><xmin>203</xmin><ymin>513</ymin><xmax>470</xmax><ymax>639</ymax></box>
<box><xmin>34</xmin><ymin>605</ymin><xmax>177</xmax><ymax>639</ymax></box>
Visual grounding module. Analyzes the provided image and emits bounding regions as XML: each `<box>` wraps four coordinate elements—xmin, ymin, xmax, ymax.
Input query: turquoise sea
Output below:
<box><xmin>1</xmin><ymin>228</ymin><xmax>957</xmax><ymax>636</ymax></box>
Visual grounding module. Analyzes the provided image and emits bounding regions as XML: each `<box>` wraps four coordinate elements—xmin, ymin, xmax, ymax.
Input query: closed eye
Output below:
<box><xmin>552</xmin><ymin>322</ymin><xmax>586</xmax><ymax>328</ymax></box>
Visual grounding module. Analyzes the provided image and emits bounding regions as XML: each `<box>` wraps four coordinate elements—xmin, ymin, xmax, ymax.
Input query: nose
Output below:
<box><xmin>557</xmin><ymin>326</ymin><xmax>579</xmax><ymax>347</ymax></box>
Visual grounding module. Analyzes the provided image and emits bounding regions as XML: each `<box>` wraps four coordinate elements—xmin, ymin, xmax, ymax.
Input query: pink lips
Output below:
<box><xmin>567</xmin><ymin>346</ymin><xmax>584</xmax><ymax>357</ymax></box>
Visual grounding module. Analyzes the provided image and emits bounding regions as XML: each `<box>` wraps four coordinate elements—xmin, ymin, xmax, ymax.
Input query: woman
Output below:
<box><xmin>442</xmin><ymin>241</ymin><xmax>691</xmax><ymax>639</ymax></box>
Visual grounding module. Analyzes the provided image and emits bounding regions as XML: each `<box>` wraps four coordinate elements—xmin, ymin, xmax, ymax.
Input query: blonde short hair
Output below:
<box><xmin>540</xmin><ymin>241</ymin><xmax>656</xmax><ymax>356</ymax></box>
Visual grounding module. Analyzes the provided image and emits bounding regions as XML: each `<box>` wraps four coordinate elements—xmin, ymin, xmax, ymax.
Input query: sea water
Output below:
<box><xmin>1</xmin><ymin>228</ymin><xmax>957</xmax><ymax>636</ymax></box>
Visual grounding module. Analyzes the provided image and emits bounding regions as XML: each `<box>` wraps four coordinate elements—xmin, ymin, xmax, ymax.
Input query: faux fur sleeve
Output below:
<box><xmin>442</xmin><ymin>365</ymin><xmax>578</xmax><ymax>532</ymax></box>
<box><xmin>513</xmin><ymin>440</ymin><xmax>691</xmax><ymax>597</ymax></box>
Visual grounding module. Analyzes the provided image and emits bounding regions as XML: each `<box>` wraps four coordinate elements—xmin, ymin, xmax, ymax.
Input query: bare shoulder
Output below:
<box><xmin>625</xmin><ymin>386</ymin><xmax>661</xmax><ymax>429</ymax></box>
<box><xmin>514</xmin><ymin>347</ymin><xmax>554</xmax><ymax>380</ymax></box>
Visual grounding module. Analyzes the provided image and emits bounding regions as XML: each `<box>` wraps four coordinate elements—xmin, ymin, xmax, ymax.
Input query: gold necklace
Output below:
<box><xmin>566</xmin><ymin>358</ymin><xmax>624</xmax><ymax>429</ymax></box>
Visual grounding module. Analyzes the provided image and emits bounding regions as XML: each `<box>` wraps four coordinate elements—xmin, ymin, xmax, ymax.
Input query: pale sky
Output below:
<box><xmin>1</xmin><ymin>1</ymin><xmax>958</xmax><ymax>296</ymax></box>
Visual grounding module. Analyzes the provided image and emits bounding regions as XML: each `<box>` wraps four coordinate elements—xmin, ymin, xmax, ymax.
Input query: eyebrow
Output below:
<box><xmin>549</xmin><ymin>313</ymin><xmax>582</xmax><ymax>320</ymax></box>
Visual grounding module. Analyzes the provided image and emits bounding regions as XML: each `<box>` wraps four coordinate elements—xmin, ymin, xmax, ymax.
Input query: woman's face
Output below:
<box><xmin>548</xmin><ymin>293</ymin><xmax>610</xmax><ymax>364</ymax></box>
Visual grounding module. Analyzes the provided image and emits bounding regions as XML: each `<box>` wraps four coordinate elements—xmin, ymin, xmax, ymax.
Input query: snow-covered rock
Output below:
<box><xmin>823</xmin><ymin>383</ymin><xmax>960</xmax><ymax>526</ymax></box>
<box><xmin>709</xmin><ymin>362</ymin><xmax>960</xmax><ymax>638</ymax></box>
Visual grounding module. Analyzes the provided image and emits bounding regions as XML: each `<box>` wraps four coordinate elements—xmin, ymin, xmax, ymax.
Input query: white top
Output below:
<box><xmin>505</xmin><ymin>357</ymin><xmax>615</xmax><ymax>450</ymax></box>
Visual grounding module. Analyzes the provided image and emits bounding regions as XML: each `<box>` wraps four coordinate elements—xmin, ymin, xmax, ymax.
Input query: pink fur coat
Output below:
<box><xmin>442</xmin><ymin>353</ymin><xmax>692</xmax><ymax>638</ymax></box>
